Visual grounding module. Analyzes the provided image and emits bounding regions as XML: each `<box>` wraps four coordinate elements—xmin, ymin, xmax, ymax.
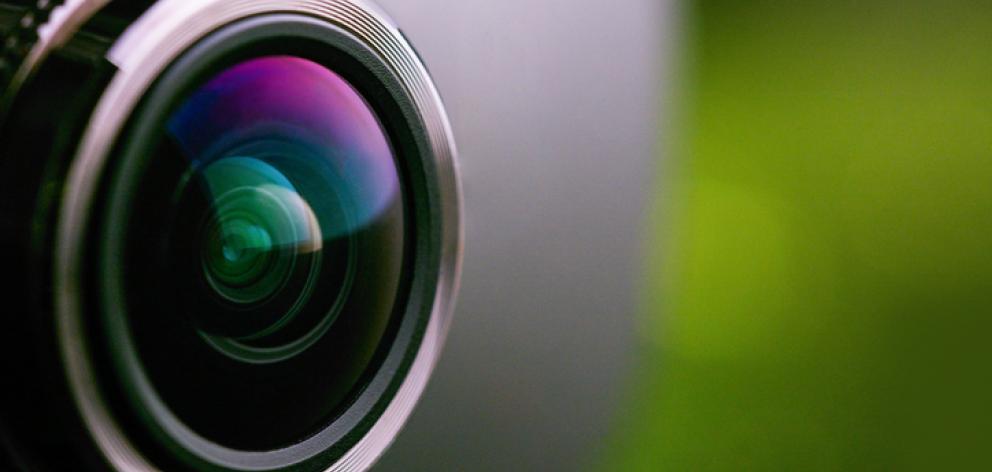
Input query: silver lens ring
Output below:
<box><xmin>54</xmin><ymin>1</ymin><xmax>461</xmax><ymax>470</ymax></box>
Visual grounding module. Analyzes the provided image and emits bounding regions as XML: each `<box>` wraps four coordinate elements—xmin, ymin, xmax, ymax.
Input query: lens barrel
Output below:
<box><xmin>0</xmin><ymin>1</ymin><xmax>460</xmax><ymax>471</ymax></box>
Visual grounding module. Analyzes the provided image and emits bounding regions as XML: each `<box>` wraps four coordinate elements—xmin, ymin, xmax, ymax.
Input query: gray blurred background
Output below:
<box><xmin>372</xmin><ymin>1</ymin><xmax>670</xmax><ymax>470</ymax></box>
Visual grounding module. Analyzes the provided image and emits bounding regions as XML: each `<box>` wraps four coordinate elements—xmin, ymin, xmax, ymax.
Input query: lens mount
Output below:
<box><xmin>53</xmin><ymin>1</ymin><xmax>461</xmax><ymax>471</ymax></box>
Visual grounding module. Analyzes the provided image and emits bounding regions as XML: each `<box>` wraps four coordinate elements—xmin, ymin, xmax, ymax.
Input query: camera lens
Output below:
<box><xmin>1</xmin><ymin>3</ymin><xmax>460</xmax><ymax>470</ymax></box>
<box><xmin>106</xmin><ymin>54</ymin><xmax>408</xmax><ymax>449</ymax></box>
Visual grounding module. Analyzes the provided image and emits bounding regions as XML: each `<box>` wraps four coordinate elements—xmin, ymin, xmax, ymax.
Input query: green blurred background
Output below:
<box><xmin>606</xmin><ymin>0</ymin><xmax>992</xmax><ymax>469</ymax></box>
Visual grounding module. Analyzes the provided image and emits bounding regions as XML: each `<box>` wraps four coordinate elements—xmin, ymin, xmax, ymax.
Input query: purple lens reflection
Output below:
<box><xmin>168</xmin><ymin>55</ymin><xmax>400</xmax><ymax>237</ymax></box>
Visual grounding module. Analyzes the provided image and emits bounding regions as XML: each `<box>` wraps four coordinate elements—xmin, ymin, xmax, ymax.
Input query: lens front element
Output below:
<box><xmin>110</xmin><ymin>55</ymin><xmax>409</xmax><ymax>450</ymax></box>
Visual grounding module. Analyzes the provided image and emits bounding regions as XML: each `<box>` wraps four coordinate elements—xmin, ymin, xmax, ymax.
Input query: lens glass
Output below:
<box><xmin>115</xmin><ymin>56</ymin><xmax>408</xmax><ymax>449</ymax></box>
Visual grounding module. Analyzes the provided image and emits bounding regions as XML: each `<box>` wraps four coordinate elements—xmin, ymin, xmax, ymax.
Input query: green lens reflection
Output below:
<box><xmin>196</xmin><ymin>156</ymin><xmax>321</xmax><ymax>306</ymax></box>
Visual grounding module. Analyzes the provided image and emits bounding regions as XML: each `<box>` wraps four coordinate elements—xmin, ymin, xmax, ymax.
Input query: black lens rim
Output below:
<box><xmin>90</xmin><ymin>14</ymin><xmax>442</xmax><ymax>470</ymax></box>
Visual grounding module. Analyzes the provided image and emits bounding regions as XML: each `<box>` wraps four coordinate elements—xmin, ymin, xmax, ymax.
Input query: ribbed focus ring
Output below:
<box><xmin>53</xmin><ymin>1</ymin><xmax>461</xmax><ymax>471</ymax></box>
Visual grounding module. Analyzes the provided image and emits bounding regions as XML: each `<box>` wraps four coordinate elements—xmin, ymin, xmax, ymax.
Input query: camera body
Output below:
<box><xmin>1</xmin><ymin>1</ymin><xmax>460</xmax><ymax>470</ymax></box>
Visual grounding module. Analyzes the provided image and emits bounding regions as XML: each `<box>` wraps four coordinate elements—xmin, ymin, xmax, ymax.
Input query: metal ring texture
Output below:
<box><xmin>54</xmin><ymin>1</ymin><xmax>461</xmax><ymax>470</ymax></box>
